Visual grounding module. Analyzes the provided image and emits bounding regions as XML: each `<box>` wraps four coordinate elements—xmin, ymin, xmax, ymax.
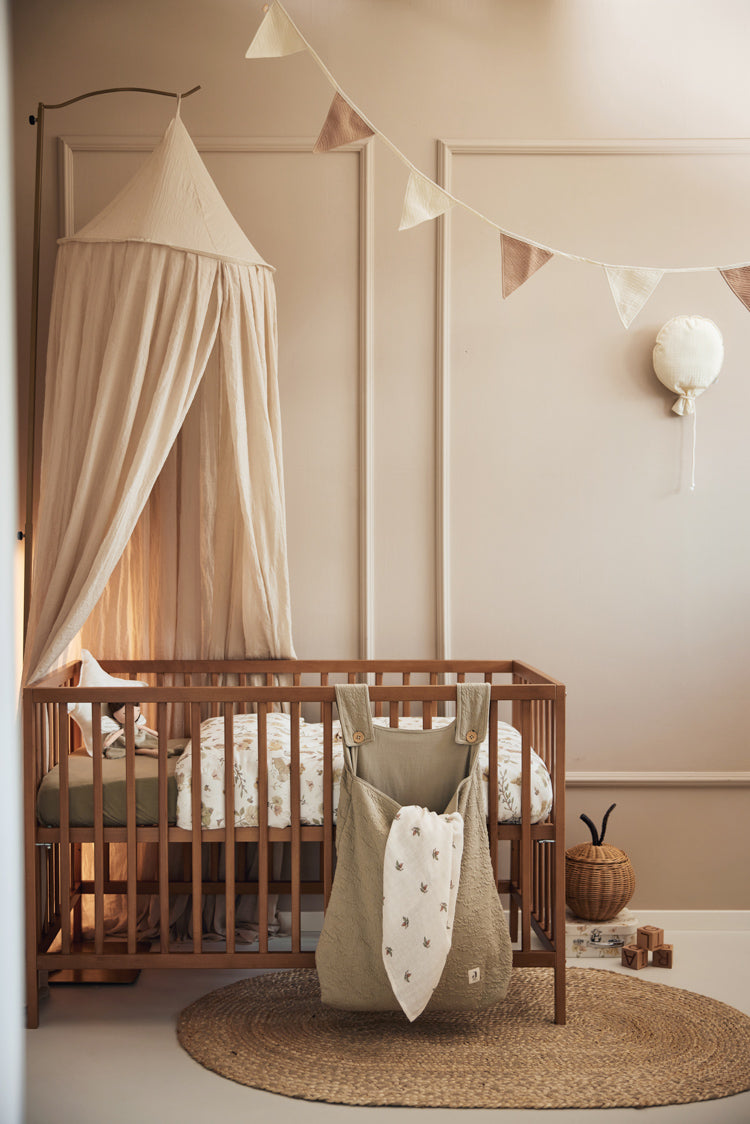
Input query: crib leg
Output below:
<box><xmin>26</xmin><ymin>967</ymin><xmax>39</xmax><ymax>1029</ymax></box>
<box><xmin>554</xmin><ymin>961</ymin><xmax>566</xmax><ymax>1025</ymax></box>
<box><xmin>509</xmin><ymin>899</ymin><xmax>519</xmax><ymax>943</ymax></box>
<box><xmin>508</xmin><ymin>840</ymin><xmax>519</xmax><ymax>942</ymax></box>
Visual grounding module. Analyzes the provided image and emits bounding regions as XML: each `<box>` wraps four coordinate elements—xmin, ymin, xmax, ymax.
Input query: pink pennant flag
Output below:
<box><xmin>313</xmin><ymin>93</ymin><xmax>374</xmax><ymax>153</ymax></box>
<box><xmin>605</xmin><ymin>266</ymin><xmax>663</xmax><ymax>328</ymax></box>
<box><xmin>399</xmin><ymin>171</ymin><xmax>453</xmax><ymax>230</ymax></box>
<box><xmin>245</xmin><ymin>2</ymin><xmax>306</xmax><ymax>58</ymax></box>
<box><xmin>720</xmin><ymin>266</ymin><xmax>750</xmax><ymax>312</ymax></box>
<box><xmin>501</xmin><ymin>235</ymin><xmax>553</xmax><ymax>298</ymax></box>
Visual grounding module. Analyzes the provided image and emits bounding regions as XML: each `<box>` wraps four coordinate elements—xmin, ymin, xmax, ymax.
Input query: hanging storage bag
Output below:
<box><xmin>316</xmin><ymin>682</ymin><xmax>512</xmax><ymax>1017</ymax></box>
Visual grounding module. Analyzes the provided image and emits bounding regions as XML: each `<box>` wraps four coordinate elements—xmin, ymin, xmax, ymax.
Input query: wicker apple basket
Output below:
<box><xmin>565</xmin><ymin>804</ymin><xmax>635</xmax><ymax>922</ymax></box>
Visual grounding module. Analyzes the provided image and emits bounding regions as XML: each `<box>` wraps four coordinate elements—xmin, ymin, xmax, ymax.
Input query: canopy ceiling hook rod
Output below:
<box><xmin>22</xmin><ymin>84</ymin><xmax>201</xmax><ymax>645</ymax></box>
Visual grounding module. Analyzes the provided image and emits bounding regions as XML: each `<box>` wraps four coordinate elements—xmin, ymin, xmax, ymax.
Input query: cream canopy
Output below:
<box><xmin>24</xmin><ymin>110</ymin><xmax>294</xmax><ymax>683</ymax></box>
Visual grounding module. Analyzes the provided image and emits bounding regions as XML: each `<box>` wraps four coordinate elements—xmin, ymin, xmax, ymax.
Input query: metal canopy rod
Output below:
<box><xmin>31</xmin><ymin>84</ymin><xmax>201</xmax><ymax>116</ymax></box>
<box><xmin>22</xmin><ymin>83</ymin><xmax>202</xmax><ymax>644</ymax></box>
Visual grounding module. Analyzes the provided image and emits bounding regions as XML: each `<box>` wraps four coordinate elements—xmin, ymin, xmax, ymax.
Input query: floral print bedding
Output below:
<box><xmin>174</xmin><ymin>713</ymin><xmax>553</xmax><ymax>830</ymax></box>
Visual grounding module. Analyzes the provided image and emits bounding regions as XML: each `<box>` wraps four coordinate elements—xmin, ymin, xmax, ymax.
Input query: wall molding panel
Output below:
<box><xmin>435</xmin><ymin>137</ymin><xmax>750</xmax><ymax>660</ymax></box>
<box><xmin>567</xmin><ymin>771</ymin><xmax>750</xmax><ymax>787</ymax></box>
<box><xmin>59</xmin><ymin>134</ymin><xmax>375</xmax><ymax>658</ymax></box>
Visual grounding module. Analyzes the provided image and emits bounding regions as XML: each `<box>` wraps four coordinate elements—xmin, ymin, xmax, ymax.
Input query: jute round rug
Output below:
<box><xmin>177</xmin><ymin>967</ymin><xmax>750</xmax><ymax>1109</ymax></box>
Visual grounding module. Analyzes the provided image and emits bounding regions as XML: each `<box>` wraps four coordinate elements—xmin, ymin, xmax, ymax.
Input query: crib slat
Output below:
<box><xmin>73</xmin><ymin>842</ymin><xmax>83</xmax><ymax>941</ymax></box>
<box><xmin>58</xmin><ymin>706</ymin><xmax>71</xmax><ymax>955</ymax></box>
<box><xmin>35</xmin><ymin>703</ymin><xmax>43</xmax><ymax>784</ymax></box>
<box><xmin>520</xmin><ymin>700</ymin><xmax>532</xmax><ymax>952</ymax></box>
<box><xmin>548</xmin><ymin>699</ymin><xmax>555</xmax><ymax>787</ymax></box>
<box><xmin>427</xmin><ymin>672</ymin><xmax>438</xmax><ymax>725</ymax></box>
<box><xmin>389</xmin><ymin>701</ymin><xmax>398</xmax><ymax>727</ymax></box>
<box><xmin>46</xmin><ymin>725</ymin><xmax>54</xmax><ymax>934</ymax></box>
<box><xmin>322</xmin><ymin>701</ymin><xmax>333</xmax><ymax>906</ymax></box>
<box><xmin>125</xmin><ymin>704</ymin><xmax>137</xmax><ymax>955</ymax></box>
<box><xmin>53</xmin><ymin>842</ymin><xmax>60</xmax><ymax>942</ymax></box>
<box><xmin>191</xmin><ymin>702</ymin><xmax>202</xmax><ymax>954</ymax></box>
<box><xmin>488</xmin><ymin>698</ymin><xmax>499</xmax><ymax>886</ymax></box>
<box><xmin>224</xmin><ymin>705</ymin><xmax>235</xmax><ymax>956</ymax></box>
<box><xmin>544</xmin><ymin>836</ymin><xmax>551</xmax><ymax>935</ymax></box>
<box><xmin>553</xmin><ymin>691</ymin><xmax>566</xmax><ymax>1024</ymax></box>
<box><xmin>257</xmin><ymin>703</ymin><xmax>269</xmax><ymax>954</ymax></box>
<box><xmin>533</xmin><ymin>838</ymin><xmax>540</xmax><ymax>922</ymax></box>
<box><xmin>92</xmin><ymin>704</ymin><xmax>104</xmax><ymax>954</ymax></box>
<box><xmin>290</xmin><ymin>701</ymin><xmax>301</xmax><ymax>953</ymax></box>
<box><xmin>374</xmin><ymin>672</ymin><xmax>383</xmax><ymax>717</ymax></box>
<box><xmin>51</xmin><ymin>701</ymin><xmax>58</xmax><ymax>767</ymax></box>
<box><xmin>509</xmin><ymin>842</ymin><xmax>519</xmax><ymax>943</ymax></box>
<box><xmin>402</xmin><ymin>672</ymin><xmax>411</xmax><ymax>717</ymax></box>
<box><xmin>158</xmin><ymin>703</ymin><xmax>169</xmax><ymax>954</ymax></box>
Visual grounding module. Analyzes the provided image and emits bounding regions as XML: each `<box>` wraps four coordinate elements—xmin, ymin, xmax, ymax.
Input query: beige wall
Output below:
<box><xmin>12</xmin><ymin>0</ymin><xmax>750</xmax><ymax>909</ymax></box>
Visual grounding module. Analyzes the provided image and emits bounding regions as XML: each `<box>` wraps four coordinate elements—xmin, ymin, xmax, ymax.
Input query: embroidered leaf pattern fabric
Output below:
<box><xmin>382</xmin><ymin>805</ymin><xmax>464</xmax><ymax>1021</ymax></box>
<box><xmin>175</xmin><ymin>714</ymin><xmax>552</xmax><ymax>829</ymax></box>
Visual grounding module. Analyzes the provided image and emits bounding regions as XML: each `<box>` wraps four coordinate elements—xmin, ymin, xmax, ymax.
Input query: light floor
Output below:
<box><xmin>26</xmin><ymin>928</ymin><xmax>750</xmax><ymax>1124</ymax></box>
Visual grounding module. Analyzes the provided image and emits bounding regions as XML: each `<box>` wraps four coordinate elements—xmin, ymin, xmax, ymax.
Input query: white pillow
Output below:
<box><xmin>68</xmin><ymin>650</ymin><xmax>148</xmax><ymax>756</ymax></box>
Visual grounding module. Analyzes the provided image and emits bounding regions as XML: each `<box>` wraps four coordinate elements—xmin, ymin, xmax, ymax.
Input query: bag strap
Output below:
<box><xmin>335</xmin><ymin>681</ymin><xmax>491</xmax><ymax>747</ymax></box>
<box><xmin>335</xmin><ymin>683</ymin><xmax>375</xmax><ymax>747</ymax></box>
<box><xmin>455</xmin><ymin>682</ymin><xmax>491</xmax><ymax>745</ymax></box>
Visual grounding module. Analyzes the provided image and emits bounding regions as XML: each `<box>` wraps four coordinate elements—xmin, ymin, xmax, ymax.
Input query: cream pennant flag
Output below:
<box><xmin>245</xmin><ymin>2</ymin><xmax>307</xmax><ymax>58</ymax></box>
<box><xmin>500</xmin><ymin>235</ymin><xmax>553</xmax><ymax>298</ymax></box>
<box><xmin>313</xmin><ymin>92</ymin><xmax>374</xmax><ymax>153</ymax></box>
<box><xmin>605</xmin><ymin>266</ymin><xmax>663</xmax><ymax>328</ymax></box>
<box><xmin>720</xmin><ymin>266</ymin><xmax>750</xmax><ymax>312</ymax></box>
<box><xmin>399</xmin><ymin>171</ymin><xmax>454</xmax><ymax>230</ymax></box>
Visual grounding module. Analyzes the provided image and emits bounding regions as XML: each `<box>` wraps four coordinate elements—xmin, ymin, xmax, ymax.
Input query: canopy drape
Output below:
<box><xmin>23</xmin><ymin>112</ymin><xmax>294</xmax><ymax>682</ymax></box>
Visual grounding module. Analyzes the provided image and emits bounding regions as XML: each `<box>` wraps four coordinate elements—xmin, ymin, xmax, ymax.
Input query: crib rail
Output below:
<box><xmin>24</xmin><ymin>659</ymin><xmax>565</xmax><ymax>1027</ymax></box>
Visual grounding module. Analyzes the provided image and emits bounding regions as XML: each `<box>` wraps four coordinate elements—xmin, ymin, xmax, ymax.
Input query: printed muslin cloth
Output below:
<box><xmin>382</xmin><ymin>805</ymin><xmax>464</xmax><ymax>1021</ymax></box>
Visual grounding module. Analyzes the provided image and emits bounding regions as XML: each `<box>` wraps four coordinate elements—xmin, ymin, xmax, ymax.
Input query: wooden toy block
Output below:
<box><xmin>636</xmin><ymin>925</ymin><xmax>664</xmax><ymax>951</ymax></box>
<box><xmin>621</xmin><ymin>943</ymin><xmax>648</xmax><ymax>969</ymax></box>
<box><xmin>652</xmin><ymin>944</ymin><xmax>674</xmax><ymax>968</ymax></box>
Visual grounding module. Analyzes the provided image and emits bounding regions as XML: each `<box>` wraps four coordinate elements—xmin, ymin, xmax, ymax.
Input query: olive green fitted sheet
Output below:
<box><xmin>37</xmin><ymin>746</ymin><xmax>185</xmax><ymax>827</ymax></box>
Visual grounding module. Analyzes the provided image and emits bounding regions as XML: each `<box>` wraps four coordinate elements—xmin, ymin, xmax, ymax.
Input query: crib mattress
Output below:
<box><xmin>175</xmin><ymin>714</ymin><xmax>554</xmax><ymax>830</ymax></box>
<box><xmin>36</xmin><ymin>750</ymin><xmax>182</xmax><ymax>828</ymax></box>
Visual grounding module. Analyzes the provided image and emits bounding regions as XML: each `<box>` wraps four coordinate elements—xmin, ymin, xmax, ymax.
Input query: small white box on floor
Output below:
<box><xmin>565</xmin><ymin>907</ymin><xmax>638</xmax><ymax>958</ymax></box>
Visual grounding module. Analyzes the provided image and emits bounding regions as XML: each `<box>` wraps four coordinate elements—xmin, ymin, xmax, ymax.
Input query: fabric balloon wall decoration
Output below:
<box><xmin>652</xmin><ymin>315</ymin><xmax>724</xmax><ymax>491</ymax></box>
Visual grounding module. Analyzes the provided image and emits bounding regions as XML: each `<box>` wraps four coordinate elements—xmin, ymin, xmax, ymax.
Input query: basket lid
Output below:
<box><xmin>566</xmin><ymin>843</ymin><xmax>630</xmax><ymax>865</ymax></box>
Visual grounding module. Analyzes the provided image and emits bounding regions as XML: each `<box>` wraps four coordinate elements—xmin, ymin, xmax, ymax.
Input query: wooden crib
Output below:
<box><xmin>23</xmin><ymin>658</ymin><xmax>566</xmax><ymax>1027</ymax></box>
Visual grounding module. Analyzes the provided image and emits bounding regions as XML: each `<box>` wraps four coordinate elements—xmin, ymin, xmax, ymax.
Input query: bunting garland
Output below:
<box><xmin>501</xmin><ymin>235</ymin><xmax>553</xmax><ymax>299</ymax></box>
<box><xmin>605</xmin><ymin>267</ymin><xmax>664</xmax><ymax>329</ymax></box>
<box><xmin>399</xmin><ymin>171</ymin><xmax>454</xmax><ymax>230</ymax></box>
<box><xmin>247</xmin><ymin>2</ymin><xmax>750</xmax><ymax>327</ymax></box>
<box><xmin>313</xmin><ymin>92</ymin><xmax>374</xmax><ymax>153</ymax></box>
<box><xmin>719</xmin><ymin>266</ymin><xmax>750</xmax><ymax>312</ymax></box>
<box><xmin>245</xmin><ymin>2</ymin><xmax>306</xmax><ymax>57</ymax></box>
